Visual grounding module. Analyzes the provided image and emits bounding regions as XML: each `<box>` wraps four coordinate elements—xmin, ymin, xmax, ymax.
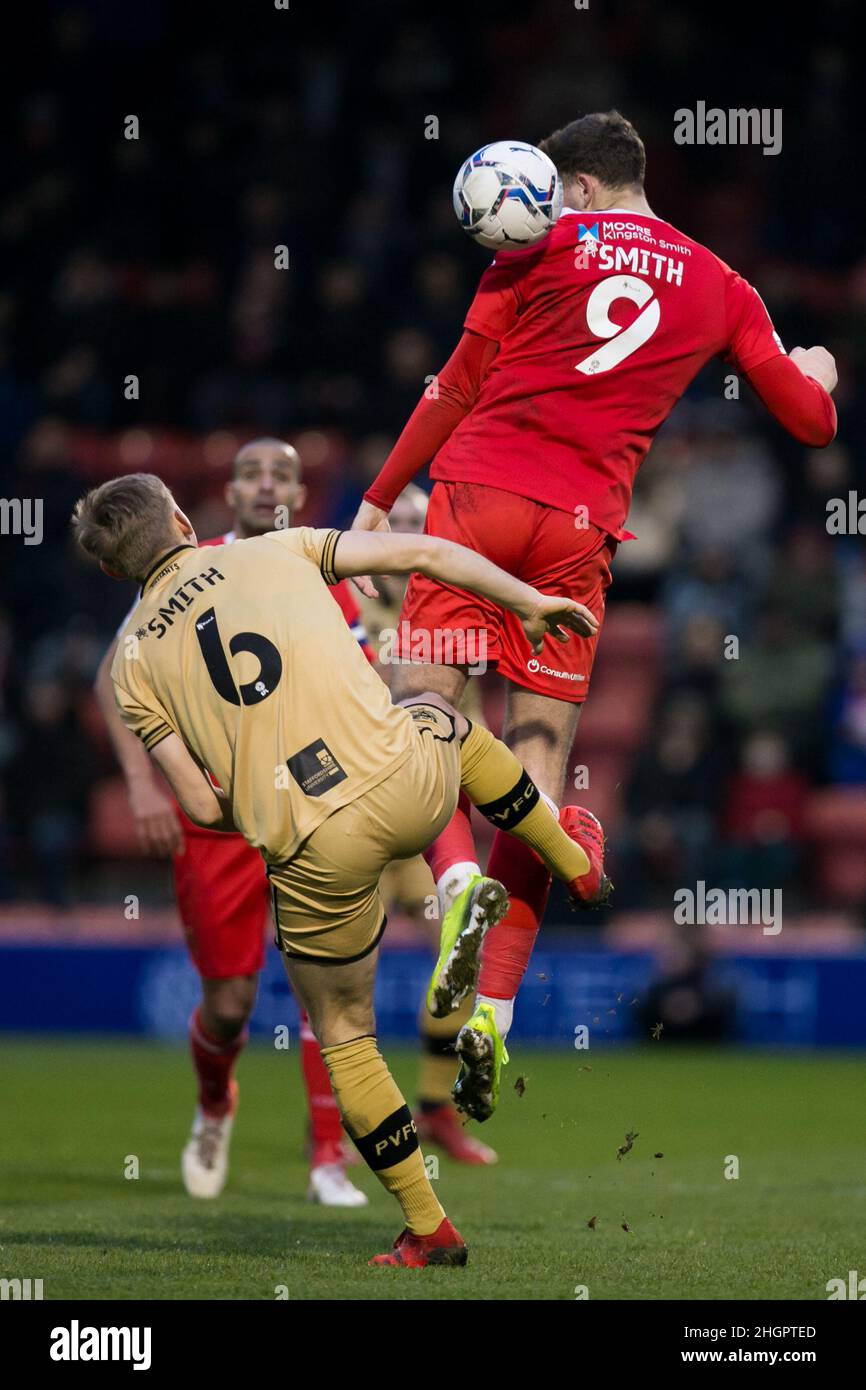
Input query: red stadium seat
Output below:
<box><xmin>574</xmin><ymin>675</ymin><xmax>652</xmax><ymax>753</ymax></box>
<box><xmin>805</xmin><ymin>788</ymin><xmax>866</xmax><ymax>904</ymax></box>
<box><xmin>594</xmin><ymin>603</ymin><xmax>661</xmax><ymax>670</ymax></box>
<box><xmin>88</xmin><ymin>777</ymin><xmax>141</xmax><ymax>858</ymax></box>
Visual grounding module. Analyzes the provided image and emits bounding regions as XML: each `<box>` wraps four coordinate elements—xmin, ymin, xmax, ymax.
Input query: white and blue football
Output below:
<box><xmin>453</xmin><ymin>141</ymin><xmax>563</xmax><ymax>251</ymax></box>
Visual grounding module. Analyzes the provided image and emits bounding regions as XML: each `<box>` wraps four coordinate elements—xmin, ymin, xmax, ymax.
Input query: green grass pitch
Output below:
<box><xmin>1</xmin><ymin>1038</ymin><xmax>863</xmax><ymax>1300</ymax></box>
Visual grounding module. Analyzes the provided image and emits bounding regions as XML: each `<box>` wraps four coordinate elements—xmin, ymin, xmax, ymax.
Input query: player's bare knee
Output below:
<box><xmin>392</xmin><ymin>664</ymin><xmax>467</xmax><ymax>705</ymax></box>
<box><xmin>203</xmin><ymin>1008</ymin><xmax>248</xmax><ymax>1041</ymax></box>
<box><xmin>201</xmin><ymin>976</ymin><xmax>256</xmax><ymax>1039</ymax></box>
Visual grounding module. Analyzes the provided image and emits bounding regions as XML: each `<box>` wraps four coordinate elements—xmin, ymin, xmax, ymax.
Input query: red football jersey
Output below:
<box><xmin>432</xmin><ymin>208</ymin><xmax>785</xmax><ymax>538</ymax></box>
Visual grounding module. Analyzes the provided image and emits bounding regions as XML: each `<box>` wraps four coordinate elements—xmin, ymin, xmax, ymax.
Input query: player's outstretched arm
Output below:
<box><xmin>94</xmin><ymin>641</ymin><xmax>183</xmax><ymax>856</ymax></box>
<box><xmin>332</xmin><ymin>530</ymin><xmax>598</xmax><ymax>653</ymax></box>
<box><xmin>724</xmin><ymin>275</ymin><xmax>837</xmax><ymax>446</ymax></box>
<box><xmin>147</xmin><ymin>734</ymin><xmax>235</xmax><ymax>833</ymax></box>
<box><xmin>746</xmin><ymin>349</ymin><xmax>838</xmax><ymax>447</ymax></box>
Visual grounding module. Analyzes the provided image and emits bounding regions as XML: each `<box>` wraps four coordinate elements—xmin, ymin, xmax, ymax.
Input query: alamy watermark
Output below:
<box><xmin>674</xmin><ymin>103</ymin><xmax>782</xmax><ymax>157</ymax></box>
<box><xmin>826</xmin><ymin>492</ymin><xmax>866</xmax><ymax>535</ymax></box>
<box><xmin>0</xmin><ymin>498</ymin><xmax>43</xmax><ymax>545</ymax></box>
<box><xmin>50</xmin><ymin>1322</ymin><xmax>152</xmax><ymax>1370</ymax></box>
<box><xmin>1</xmin><ymin>1276</ymin><xmax>44</xmax><ymax>1300</ymax></box>
<box><xmin>378</xmin><ymin>623</ymin><xmax>488</xmax><ymax>675</ymax></box>
<box><xmin>826</xmin><ymin>1270</ymin><xmax>866</xmax><ymax>1299</ymax></box>
<box><xmin>674</xmin><ymin>880</ymin><xmax>782</xmax><ymax>935</ymax></box>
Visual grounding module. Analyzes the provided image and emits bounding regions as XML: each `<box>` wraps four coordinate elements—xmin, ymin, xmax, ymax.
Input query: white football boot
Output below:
<box><xmin>181</xmin><ymin>1081</ymin><xmax>238</xmax><ymax>1199</ymax></box>
<box><xmin>307</xmin><ymin>1162</ymin><xmax>368</xmax><ymax>1207</ymax></box>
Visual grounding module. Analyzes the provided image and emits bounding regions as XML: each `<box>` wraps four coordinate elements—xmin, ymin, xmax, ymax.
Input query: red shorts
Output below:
<box><xmin>173</xmin><ymin>810</ymin><xmax>270</xmax><ymax>979</ymax></box>
<box><xmin>398</xmin><ymin>482</ymin><xmax>617</xmax><ymax>702</ymax></box>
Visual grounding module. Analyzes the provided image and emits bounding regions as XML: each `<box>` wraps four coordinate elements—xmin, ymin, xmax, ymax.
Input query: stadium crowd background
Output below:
<box><xmin>1</xmin><ymin>1</ymin><xmax>864</xmax><ymax>921</ymax></box>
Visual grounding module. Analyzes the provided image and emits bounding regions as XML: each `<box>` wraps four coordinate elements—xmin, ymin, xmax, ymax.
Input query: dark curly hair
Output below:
<box><xmin>540</xmin><ymin>110</ymin><xmax>646</xmax><ymax>191</ymax></box>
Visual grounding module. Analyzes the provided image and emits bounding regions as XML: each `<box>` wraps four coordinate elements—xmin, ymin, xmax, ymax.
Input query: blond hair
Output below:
<box><xmin>72</xmin><ymin>473</ymin><xmax>179</xmax><ymax>581</ymax></box>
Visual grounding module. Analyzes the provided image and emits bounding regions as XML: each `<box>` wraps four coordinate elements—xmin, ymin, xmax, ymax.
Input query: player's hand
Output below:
<box><xmin>127</xmin><ymin>776</ymin><xmax>183</xmax><ymax>857</ymax></box>
<box><xmin>789</xmin><ymin>346</ymin><xmax>837</xmax><ymax>394</ymax></box>
<box><xmin>521</xmin><ymin>592</ymin><xmax>599</xmax><ymax>654</ymax></box>
<box><xmin>349</xmin><ymin>500</ymin><xmax>391</xmax><ymax>598</ymax></box>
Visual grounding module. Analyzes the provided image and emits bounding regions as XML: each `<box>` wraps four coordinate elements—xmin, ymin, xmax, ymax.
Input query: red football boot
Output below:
<box><xmin>369</xmin><ymin>1217</ymin><xmax>468</xmax><ymax>1268</ymax></box>
<box><xmin>561</xmin><ymin>805</ymin><xmax>613</xmax><ymax>908</ymax></box>
<box><xmin>415</xmin><ymin>1104</ymin><xmax>498</xmax><ymax>1165</ymax></box>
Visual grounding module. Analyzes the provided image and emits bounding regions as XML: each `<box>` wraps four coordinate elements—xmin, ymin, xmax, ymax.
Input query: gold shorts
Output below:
<box><xmin>379</xmin><ymin>854</ymin><xmax>436</xmax><ymax>918</ymax></box>
<box><xmin>269</xmin><ymin>704</ymin><xmax>460</xmax><ymax>963</ymax></box>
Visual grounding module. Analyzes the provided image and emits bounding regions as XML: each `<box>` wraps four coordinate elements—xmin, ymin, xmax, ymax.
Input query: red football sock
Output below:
<box><xmin>422</xmin><ymin>791</ymin><xmax>477</xmax><ymax>883</ymax></box>
<box><xmin>300</xmin><ymin>1010</ymin><xmax>344</xmax><ymax>1157</ymax></box>
<box><xmin>477</xmin><ymin>833</ymin><xmax>552</xmax><ymax>999</ymax></box>
<box><xmin>189</xmin><ymin>1006</ymin><xmax>246</xmax><ymax>1117</ymax></box>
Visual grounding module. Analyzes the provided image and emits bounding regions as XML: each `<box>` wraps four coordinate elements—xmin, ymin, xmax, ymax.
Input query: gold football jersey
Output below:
<box><xmin>112</xmin><ymin>527</ymin><xmax>416</xmax><ymax>862</ymax></box>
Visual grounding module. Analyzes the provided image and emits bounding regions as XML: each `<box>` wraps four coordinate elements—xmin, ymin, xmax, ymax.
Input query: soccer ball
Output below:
<box><xmin>453</xmin><ymin>141</ymin><xmax>563</xmax><ymax>251</ymax></box>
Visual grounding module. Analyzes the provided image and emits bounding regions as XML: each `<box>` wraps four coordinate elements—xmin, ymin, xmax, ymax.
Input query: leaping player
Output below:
<box><xmin>75</xmin><ymin>471</ymin><xmax>603</xmax><ymax>1266</ymax></box>
<box><xmin>352</xmin><ymin>110</ymin><xmax>838</xmax><ymax>1120</ymax></box>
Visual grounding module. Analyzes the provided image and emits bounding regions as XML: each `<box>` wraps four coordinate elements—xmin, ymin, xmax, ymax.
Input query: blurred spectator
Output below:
<box><xmin>761</xmin><ymin>526</ymin><xmax>839</xmax><ymax>642</ymax></box>
<box><xmin>8</xmin><ymin>677</ymin><xmax>91</xmax><ymax>906</ymax></box>
<box><xmin>612</xmin><ymin>431</ymin><xmax>689</xmax><ymax>596</ymax></box>
<box><xmin>676</xmin><ymin>410</ymin><xmax>781</xmax><ymax>573</ymax></box>
<box><xmin>718</xmin><ymin>730</ymin><xmax>810</xmax><ymax>894</ymax></box>
<box><xmin>638</xmin><ymin>939</ymin><xmax>736</xmax><ymax>1043</ymax></box>
<box><xmin>615</xmin><ymin>695</ymin><xmax>724</xmax><ymax>907</ymax></box>
<box><xmin>828</xmin><ymin>650</ymin><xmax>866</xmax><ymax>785</ymax></box>
<box><xmin>720</xmin><ymin>606</ymin><xmax>833</xmax><ymax>767</ymax></box>
<box><xmin>662</xmin><ymin>545</ymin><xmax>751</xmax><ymax>653</ymax></box>
<box><xmin>665</xmin><ymin>613</ymin><xmax>727</xmax><ymax>707</ymax></box>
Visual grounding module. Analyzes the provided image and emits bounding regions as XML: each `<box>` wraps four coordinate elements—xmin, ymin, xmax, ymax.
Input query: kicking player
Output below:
<box><xmin>73</xmin><ymin>472</ymin><xmax>602</xmax><ymax>1266</ymax></box>
<box><xmin>352</xmin><ymin>109</ymin><xmax>838</xmax><ymax>1119</ymax></box>
<box><xmin>94</xmin><ymin>439</ymin><xmax>367</xmax><ymax>1206</ymax></box>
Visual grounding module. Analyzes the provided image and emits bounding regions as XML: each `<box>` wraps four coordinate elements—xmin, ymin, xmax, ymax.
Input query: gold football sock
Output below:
<box><xmin>460</xmin><ymin>722</ymin><xmax>589</xmax><ymax>881</ymax></box>
<box><xmin>321</xmin><ymin>1035</ymin><xmax>445</xmax><ymax>1235</ymax></box>
<box><xmin>417</xmin><ymin>995</ymin><xmax>473</xmax><ymax>1107</ymax></box>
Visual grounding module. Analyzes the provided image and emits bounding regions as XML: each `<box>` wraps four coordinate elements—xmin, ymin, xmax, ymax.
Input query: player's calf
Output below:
<box><xmin>287</xmin><ymin>953</ymin><xmax>464</xmax><ymax>1266</ymax></box>
<box><xmin>321</xmin><ymin>1033</ymin><xmax>462</xmax><ymax>1262</ymax></box>
<box><xmin>459</xmin><ymin>722</ymin><xmax>607</xmax><ymax>896</ymax></box>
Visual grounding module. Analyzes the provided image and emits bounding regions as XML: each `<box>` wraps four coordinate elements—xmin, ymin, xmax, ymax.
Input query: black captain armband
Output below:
<box><xmin>475</xmin><ymin>770</ymin><xmax>540</xmax><ymax>831</ymax></box>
